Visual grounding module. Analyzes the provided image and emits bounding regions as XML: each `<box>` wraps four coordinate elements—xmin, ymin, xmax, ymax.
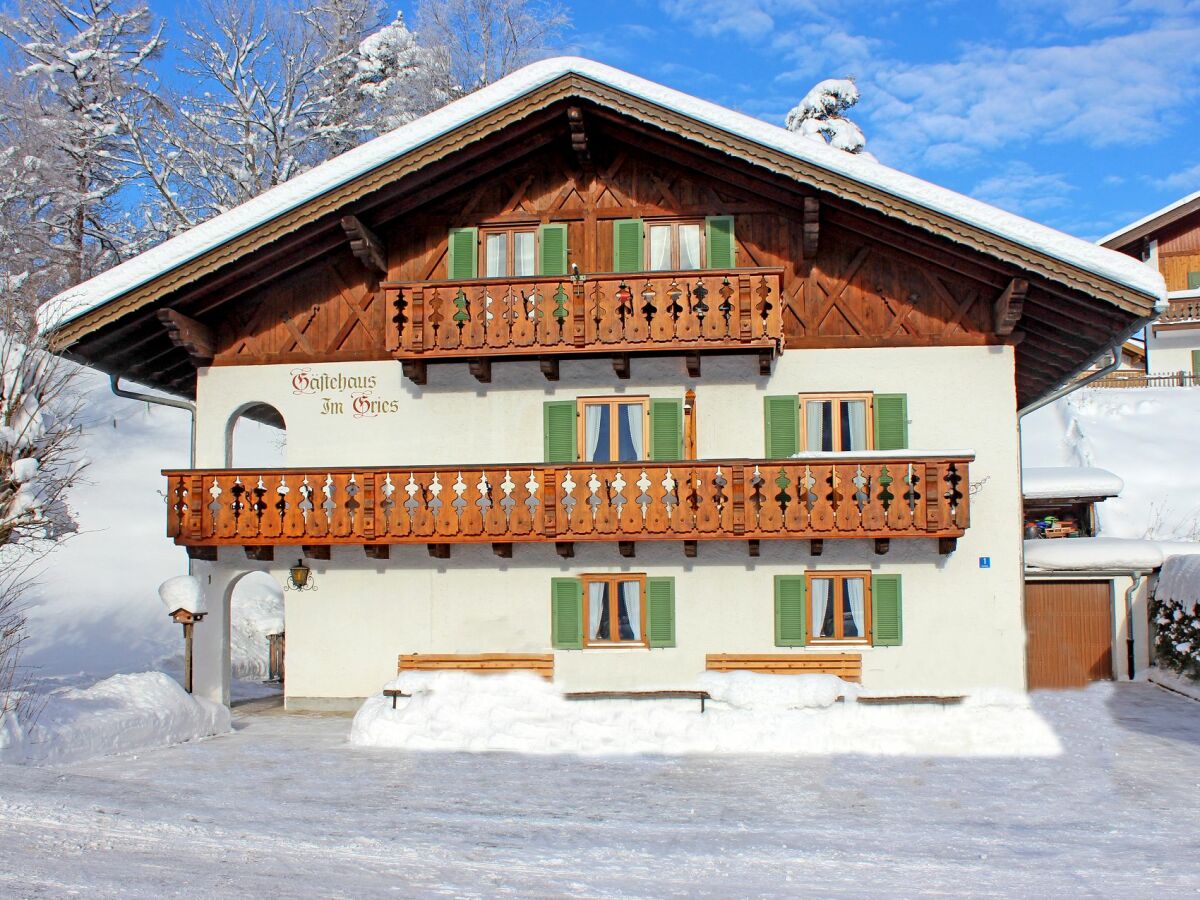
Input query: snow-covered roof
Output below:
<box><xmin>1100</xmin><ymin>188</ymin><xmax>1200</xmax><ymax>250</ymax></box>
<box><xmin>1022</xmin><ymin>467</ymin><xmax>1124</xmax><ymax>501</ymax></box>
<box><xmin>1024</xmin><ymin>538</ymin><xmax>1163</xmax><ymax>572</ymax></box>
<box><xmin>41</xmin><ymin>57</ymin><xmax>1164</xmax><ymax>335</ymax></box>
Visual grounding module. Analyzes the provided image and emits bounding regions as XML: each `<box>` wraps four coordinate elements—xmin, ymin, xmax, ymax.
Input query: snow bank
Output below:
<box><xmin>1024</xmin><ymin>537</ymin><xmax>1163</xmax><ymax>571</ymax></box>
<box><xmin>1022</xmin><ymin>467</ymin><xmax>1123</xmax><ymax>500</ymax></box>
<box><xmin>0</xmin><ymin>672</ymin><xmax>230</xmax><ymax>766</ymax></box>
<box><xmin>1152</xmin><ymin>555</ymin><xmax>1200</xmax><ymax>678</ymax></box>
<box><xmin>350</xmin><ymin>671</ymin><xmax>1061</xmax><ymax>757</ymax></box>
<box><xmin>158</xmin><ymin>575</ymin><xmax>206</xmax><ymax>615</ymax></box>
<box><xmin>41</xmin><ymin>58</ymin><xmax>1161</xmax><ymax>334</ymax></box>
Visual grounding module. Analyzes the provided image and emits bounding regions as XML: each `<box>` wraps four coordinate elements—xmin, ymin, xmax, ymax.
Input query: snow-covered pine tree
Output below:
<box><xmin>352</xmin><ymin>11</ymin><xmax>446</xmax><ymax>134</ymax></box>
<box><xmin>414</xmin><ymin>0</ymin><xmax>570</xmax><ymax>98</ymax></box>
<box><xmin>785</xmin><ymin>78</ymin><xmax>869</xmax><ymax>156</ymax></box>
<box><xmin>0</xmin><ymin>0</ymin><xmax>164</xmax><ymax>281</ymax></box>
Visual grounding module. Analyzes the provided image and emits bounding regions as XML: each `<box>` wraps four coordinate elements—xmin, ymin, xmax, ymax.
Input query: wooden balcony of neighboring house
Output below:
<box><xmin>1155</xmin><ymin>296</ymin><xmax>1200</xmax><ymax>330</ymax></box>
<box><xmin>164</xmin><ymin>453</ymin><xmax>972</xmax><ymax>561</ymax></box>
<box><xmin>382</xmin><ymin>267</ymin><xmax>785</xmax><ymax>384</ymax></box>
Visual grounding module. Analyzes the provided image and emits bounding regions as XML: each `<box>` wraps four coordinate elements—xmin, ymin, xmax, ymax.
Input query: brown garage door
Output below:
<box><xmin>1025</xmin><ymin>580</ymin><xmax>1113</xmax><ymax>689</ymax></box>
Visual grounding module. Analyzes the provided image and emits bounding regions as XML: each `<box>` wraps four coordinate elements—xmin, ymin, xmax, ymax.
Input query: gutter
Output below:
<box><xmin>109</xmin><ymin>374</ymin><xmax>196</xmax><ymax>467</ymax></box>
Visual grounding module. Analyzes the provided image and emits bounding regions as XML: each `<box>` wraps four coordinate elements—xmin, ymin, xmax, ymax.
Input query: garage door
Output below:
<box><xmin>1025</xmin><ymin>581</ymin><xmax>1113</xmax><ymax>689</ymax></box>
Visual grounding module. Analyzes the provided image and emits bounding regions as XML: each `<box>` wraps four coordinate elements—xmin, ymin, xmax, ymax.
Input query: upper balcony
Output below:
<box><xmin>383</xmin><ymin>267</ymin><xmax>785</xmax><ymax>384</ymax></box>
<box><xmin>165</xmin><ymin>453</ymin><xmax>971</xmax><ymax>560</ymax></box>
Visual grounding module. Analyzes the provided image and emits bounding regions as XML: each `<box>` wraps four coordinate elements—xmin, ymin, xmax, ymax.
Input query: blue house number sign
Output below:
<box><xmin>979</xmin><ymin>557</ymin><xmax>991</xmax><ymax>569</ymax></box>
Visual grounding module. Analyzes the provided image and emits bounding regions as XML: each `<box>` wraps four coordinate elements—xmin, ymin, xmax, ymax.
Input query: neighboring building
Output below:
<box><xmin>1102</xmin><ymin>193</ymin><xmax>1200</xmax><ymax>380</ymax></box>
<box><xmin>40</xmin><ymin>58</ymin><xmax>1162</xmax><ymax>709</ymax></box>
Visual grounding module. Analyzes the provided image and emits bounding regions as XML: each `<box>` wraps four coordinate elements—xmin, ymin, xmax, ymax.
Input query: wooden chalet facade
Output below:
<box><xmin>1103</xmin><ymin>193</ymin><xmax>1200</xmax><ymax>380</ymax></box>
<box><xmin>43</xmin><ymin>59</ymin><xmax>1162</xmax><ymax>707</ymax></box>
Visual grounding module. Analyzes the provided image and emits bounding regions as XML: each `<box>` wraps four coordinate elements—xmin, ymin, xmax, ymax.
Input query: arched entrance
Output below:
<box><xmin>225</xmin><ymin>402</ymin><xmax>287</xmax><ymax>468</ymax></box>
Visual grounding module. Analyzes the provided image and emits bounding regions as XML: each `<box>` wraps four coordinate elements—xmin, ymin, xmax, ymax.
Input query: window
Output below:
<box><xmin>648</xmin><ymin>221</ymin><xmax>703</xmax><ymax>271</ymax></box>
<box><xmin>578</xmin><ymin>397</ymin><xmax>649</xmax><ymax>463</ymax></box>
<box><xmin>481</xmin><ymin>227</ymin><xmax>536</xmax><ymax>278</ymax></box>
<box><xmin>582</xmin><ymin>574</ymin><xmax>647</xmax><ymax>645</ymax></box>
<box><xmin>801</xmin><ymin>393</ymin><xmax>874</xmax><ymax>452</ymax></box>
<box><xmin>806</xmin><ymin>572</ymin><xmax>871</xmax><ymax>643</ymax></box>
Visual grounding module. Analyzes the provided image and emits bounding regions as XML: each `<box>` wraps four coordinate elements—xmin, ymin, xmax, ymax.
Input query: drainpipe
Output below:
<box><xmin>1124</xmin><ymin>571</ymin><xmax>1146</xmax><ymax>680</ymax></box>
<box><xmin>109</xmin><ymin>374</ymin><xmax>196</xmax><ymax>467</ymax></box>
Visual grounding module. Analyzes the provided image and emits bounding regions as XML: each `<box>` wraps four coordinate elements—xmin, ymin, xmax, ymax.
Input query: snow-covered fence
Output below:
<box><xmin>1153</xmin><ymin>556</ymin><xmax>1200</xmax><ymax>679</ymax></box>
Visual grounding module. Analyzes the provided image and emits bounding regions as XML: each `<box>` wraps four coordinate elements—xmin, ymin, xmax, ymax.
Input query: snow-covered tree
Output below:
<box><xmin>353</xmin><ymin>11</ymin><xmax>446</xmax><ymax>134</ymax></box>
<box><xmin>414</xmin><ymin>0</ymin><xmax>570</xmax><ymax>97</ymax></box>
<box><xmin>785</xmin><ymin>78</ymin><xmax>869</xmax><ymax>156</ymax></box>
<box><xmin>0</xmin><ymin>0</ymin><xmax>164</xmax><ymax>279</ymax></box>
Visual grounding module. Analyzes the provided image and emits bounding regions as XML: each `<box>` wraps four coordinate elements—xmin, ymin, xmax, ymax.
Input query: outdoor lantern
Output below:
<box><xmin>286</xmin><ymin>558</ymin><xmax>316</xmax><ymax>592</ymax></box>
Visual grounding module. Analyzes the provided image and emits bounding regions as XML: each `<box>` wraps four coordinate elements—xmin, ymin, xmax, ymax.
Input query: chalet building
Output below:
<box><xmin>41</xmin><ymin>59</ymin><xmax>1163</xmax><ymax>709</ymax></box>
<box><xmin>1103</xmin><ymin>193</ymin><xmax>1200</xmax><ymax>381</ymax></box>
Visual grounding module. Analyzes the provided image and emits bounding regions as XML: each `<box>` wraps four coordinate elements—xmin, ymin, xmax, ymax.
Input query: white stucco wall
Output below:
<box><xmin>1146</xmin><ymin>325</ymin><xmax>1200</xmax><ymax>376</ymax></box>
<box><xmin>190</xmin><ymin>346</ymin><xmax>1026</xmax><ymax>706</ymax></box>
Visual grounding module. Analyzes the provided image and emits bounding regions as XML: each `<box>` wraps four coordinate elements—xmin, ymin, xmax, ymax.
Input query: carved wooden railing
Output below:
<box><xmin>164</xmin><ymin>455</ymin><xmax>971</xmax><ymax>547</ymax></box>
<box><xmin>1161</xmin><ymin>297</ymin><xmax>1200</xmax><ymax>323</ymax></box>
<box><xmin>384</xmin><ymin>268</ymin><xmax>784</xmax><ymax>358</ymax></box>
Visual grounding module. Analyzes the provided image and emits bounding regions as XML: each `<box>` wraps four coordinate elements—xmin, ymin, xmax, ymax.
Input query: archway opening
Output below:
<box><xmin>226</xmin><ymin>403</ymin><xmax>287</xmax><ymax>468</ymax></box>
<box><xmin>225</xmin><ymin>570</ymin><xmax>285</xmax><ymax>704</ymax></box>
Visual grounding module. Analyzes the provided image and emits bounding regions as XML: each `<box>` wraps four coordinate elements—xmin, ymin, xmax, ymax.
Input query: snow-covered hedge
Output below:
<box><xmin>1153</xmin><ymin>556</ymin><xmax>1200</xmax><ymax>679</ymax></box>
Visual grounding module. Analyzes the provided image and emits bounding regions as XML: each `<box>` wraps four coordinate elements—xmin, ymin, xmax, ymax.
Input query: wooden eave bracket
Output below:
<box><xmin>802</xmin><ymin>196</ymin><xmax>820</xmax><ymax>269</ymax></box>
<box><xmin>157</xmin><ymin>309</ymin><xmax>214</xmax><ymax>366</ymax></box>
<box><xmin>566</xmin><ymin>106</ymin><xmax>591</xmax><ymax>169</ymax></box>
<box><xmin>341</xmin><ymin>215</ymin><xmax>387</xmax><ymax>278</ymax></box>
<box><xmin>993</xmin><ymin>278</ymin><xmax>1028</xmax><ymax>336</ymax></box>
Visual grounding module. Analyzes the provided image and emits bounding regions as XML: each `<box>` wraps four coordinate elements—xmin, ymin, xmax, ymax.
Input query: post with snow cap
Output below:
<box><xmin>159</xmin><ymin>576</ymin><xmax>208</xmax><ymax>694</ymax></box>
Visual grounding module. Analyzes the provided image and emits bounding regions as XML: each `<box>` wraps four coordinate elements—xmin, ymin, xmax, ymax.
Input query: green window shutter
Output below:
<box><xmin>447</xmin><ymin>227</ymin><xmax>478</xmax><ymax>280</ymax></box>
<box><xmin>1192</xmin><ymin>349</ymin><xmax>1200</xmax><ymax>376</ymax></box>
<box><xmin>873</xmin><ymin>394</ymin><xmax>909</xmax><ymax>450</ymax></box>
<box><xmin>871</xmin><ymin>575</ymin><xmax>903</xmax><ymax>646</ymax></box>
<box><xmin>612</xmin><ymin>218</ymin><xmax>644</xmax><ymax>273</ymax></box>
<box><xmin>648</xmin><ymin>398</ymin><xmax>684</xmax><ymax>461</ymax></box>
<box><xmin>539</xmin><ymin>223</ymin><xmax>568</xmax><ymax>276</ymax></box>
<box><xmin>543</xmin><ymin>401</ymin><xmax>577</xmax><ymax>462</ymax></box>
<box><xmin>705</xmin><ymin>215</ymin><xmax>736</xmax><ymax>269</ymax></box>
<box><xmin>551</xmin><ymin>577</ymin><xmax>583</xmax><ymax>649</ymax></box>
<box><xmin>774</xmin><ymin>575</ymin><xmax>807</xmax><ymax>647</ymax></box>
<box><xmin>646</xmin><ymin>577</ymin><xmax>676</xmax><ymax>648</ymax></box>
<box><xmin>763</xmin><ymin>395</ymin><xmax>799</xmax><ymax>458</ymax></box>
<box><xmin>1187</xmin><ymin>271</ymin><xmax>1200</xmax><ymax>290</ymax></box>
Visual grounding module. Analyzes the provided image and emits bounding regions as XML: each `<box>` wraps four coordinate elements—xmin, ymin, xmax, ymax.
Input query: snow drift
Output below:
<box><xmin>1022</xmin><ymin>467</ymin><xmax>1123</xmax><ymax>500</ymax></box>
<box><xmin>1152</xmin><ymin>555</ymin><xmax>1200</xmax><ymax>678</ymax></box>
<box><xmin>350</xmin><ymin>671</ymin><xmax>1061</xmax><ymax>757</ymax></box>
<box><xmin>0</xmin><ymin>672</ymin><xmax>230</xmax><ymax>766</ymax></box>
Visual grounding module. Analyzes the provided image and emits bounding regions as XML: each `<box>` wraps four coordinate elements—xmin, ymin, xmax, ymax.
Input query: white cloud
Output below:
<box><xmin>1153</xmin><ymin>162</ymin><xmax>1200</xmax><ymax>191</ymax></box>
<box><xmin>970</xmin><ymin>162</ymin><xmax>1074</xmax><ymax>215</ymax></box>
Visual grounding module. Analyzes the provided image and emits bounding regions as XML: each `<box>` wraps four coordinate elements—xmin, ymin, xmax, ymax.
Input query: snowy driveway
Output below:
<box><xmin>1</xmin><ymin>684</ymin><xmax>1198</xmax><ymax>897</ymax></box>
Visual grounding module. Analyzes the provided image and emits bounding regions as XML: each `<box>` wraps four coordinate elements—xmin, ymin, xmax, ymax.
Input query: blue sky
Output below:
<box><xmin>154</xmin><ymin>0</ymin><xmax>1200</xmax><ymax>241</ymax></box>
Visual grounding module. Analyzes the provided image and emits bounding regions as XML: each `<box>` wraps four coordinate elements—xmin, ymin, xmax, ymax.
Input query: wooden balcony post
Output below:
<box><xmin>731</xmin><ymin>467</ymin><xmax>746</xmax><ymax>535</ymax></box>
<box><xmin>362</xmin><ymin>472</ymin><xmax>376</xmax><ymax>540</ymax></box>
<box><xmin>410</xmin><ymin>286</ymin><xmax>425</xmax><ymax>352</ymax></box>
<box><xmin>542</xmin><ymin>468</ymin><xmax>558</xmax><ymax>537</ymax></box>
<box><xmin>738</xmin><ymin>274</ymin><xmax>752</xmax><ymax>341</ymax></box>
<box><xmin>572</xmin><ymin>282</ymin><xmax>587</xmax><ymax>347</ymax></box>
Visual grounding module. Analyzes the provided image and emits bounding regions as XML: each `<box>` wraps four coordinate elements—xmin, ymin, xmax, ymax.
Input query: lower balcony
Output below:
<box><xmin>165</xmin><ymin>454</ymin><xmax>972</xmax><ymax>559</ymax></box>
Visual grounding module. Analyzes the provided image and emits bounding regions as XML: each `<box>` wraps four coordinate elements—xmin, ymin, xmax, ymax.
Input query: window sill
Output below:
<box><xmin>807</xmin><ymin>640</ymin><xmax>872</xmax><ymax>647</ymax></box>
<box><xmin>581</xmin><ymin>642</ymin><xmax>649</xmax><ymax>650</ymax></box>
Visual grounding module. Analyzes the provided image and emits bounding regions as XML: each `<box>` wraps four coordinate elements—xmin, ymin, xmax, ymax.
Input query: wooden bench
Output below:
<box><xmin>564</xmin><ymin>690</ymin><xmax>711</xmax><ymax>713</ymax></box>
<box><xmin>396</xmin><ymin>653</ymin><xmax>555</xmax><ymax>678</ymax></box>
<box><xmin>705</xmin><ymin>653</ymin><xmax>863</xmax><ymax>683</ymax></box>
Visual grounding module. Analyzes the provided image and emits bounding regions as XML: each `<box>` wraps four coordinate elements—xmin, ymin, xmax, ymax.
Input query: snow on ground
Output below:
<box><xmin>0</xmin><ymin>683</ymin><xmax>1196</xmax><ymax>895</ymax></box>
<box><xmin>0</xmin><ymin>672</ymin><xmax>230</xmax><ymax>766</ymax></box>
<box><xmin>1022</xmin><ymin>465</ymin><xmax>1123</xmax><ymax>499</ymax></box>
<box><xmin>352</xmin><ymin>671</ymin><xmax>1061</xmax><ymax>757</ymax></box>
<box><xmin>1022</xmin><ymin>387</ymin><xmax>1200</xmax><ymax>540</ymax></box>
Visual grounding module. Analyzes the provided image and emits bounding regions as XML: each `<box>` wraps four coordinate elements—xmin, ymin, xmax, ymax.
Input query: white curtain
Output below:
<box><xmin>585</xmin><ymin>405</ymin><xmax>606</xmax><ymax>461</ymax></box>
<box><xmin>650</xmin><ymin>225</ymin><xmax>672</xmax><ymax>270</ymax></box>
<box><xmin>589</xmin><ymin>582</ymin><xmax>607</xmax><ymax>641</ymax></box>
<box><xmin>846</xmin><ymin>578</ymin><xmax>865</xmax><ymax>638</ymax></box>
<box><xmin>620</xmin><ymin>581</ymin><xmax>641</xmax><ymax>640</ymax></box>
<box><xmin>807</xmin><ymin>400</ymin><xmax>829</xmax><ymax>452</ymax></box>
<box><xmin>485</xmin><ymin>233</ymin><xmax>507</xmax><ymax>278</ymax></box>
<box><xmin>514</xmin><ymin>232</ymin><xmax>535</xmax><ymax>277</ymax></box>
<box><xmin>678</xmin><ymin>225</ymin><xmax>701</xmax><ymax>269</ymax></box>
<box><xmin>845</xmin><ymin>400</ymin><xmax>867</xmax><ymax>451</ymax></box>
<box><xmin>621</xmin><ymin>403</ymin><xmax>643</xmax><ymax>461</ymax></box>
<box><xmin>811</xmin><ymin>578</ymin><xmax>832</xmax><ymax>638</ymax></box>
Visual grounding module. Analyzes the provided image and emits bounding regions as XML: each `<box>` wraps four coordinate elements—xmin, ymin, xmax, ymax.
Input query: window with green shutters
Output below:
<box><xmin>872</xmin><ymin>394</ymin><xmax>909</xmax><ymax>450</ymax></box>
<box><xmin>764</xmin><ymin>395</ymin><xmax>800</xmax><ymax>458</ymax></box>
<box><xmin>539</xmin><ymin>223</ymin><xmax>568</xmax><ymax>277</ymax></box>
<box><xmin>774</xmin><ymin>575</ymin><xmax>807</xmax><ymax>646</ymax></box>
<box><xmin>871</xmin><ymin>574</ymin><xmax>903</xmax><ymax>646</ymax></box>
<box><xmin>550</xmin><ymin>577</ymin><xmax>584</xmax><ymax>649</ymax></box>
<box><xmin>705</xmin><ymin>215</ymin><xmax>736</xmax><ymax>268</ymax></box>
<box><xmin>543</xmin><ymin>401</ymin><xmax>577</xmax><ymax>462</ymax></box>
<box><xmin>446</xmin><ymin>227</ymin><xmax>478</xmax><ymax>280</ymax></box>
<box><xmin>645</xmin><ymin>577</ymin><xmax>676</xmax><ymax>648</ymax></box>
<box><xmin>613</xmin><ymin>219</ymin><xmax>644</xmax><ymax>273</ymax></box>
<box><xmin>1192</xmin><ymin>349</ymin><xmax>1200</xmax><ymax>376</ymax></box>
<box><xmin>648</xmin><ymin>398</ymin><xmax>684</xmax><ymax>460</ymax></box>
<box><xmin>1188</xmin><ymin>271</ymin><xmax>1200</xmax><ymax>290</ymax></box>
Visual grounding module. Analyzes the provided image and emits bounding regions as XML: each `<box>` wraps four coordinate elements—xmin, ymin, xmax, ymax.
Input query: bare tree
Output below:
<box><xmin>414</xmin><ymin>0</ymin><xmax>570</xmax><ymax>97</ymax></box>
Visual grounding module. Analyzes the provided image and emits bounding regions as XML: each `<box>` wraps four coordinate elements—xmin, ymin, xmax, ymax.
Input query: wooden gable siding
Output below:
<box><xmin>1150</xmin><ymin>208</ymin><xmax>1200</xmax><ymax>291</ymax></box>
<box><xmin>211</xmin><ymin>145</ymin><xmax>1000</xmax><ymax>365</ymax></box>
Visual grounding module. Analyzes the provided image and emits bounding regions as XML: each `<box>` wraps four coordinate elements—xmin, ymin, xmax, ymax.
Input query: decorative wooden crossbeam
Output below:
<box><xmin>341</xmin><ymin>215</ymin><xmax>387</xmax><ymax>277</ymax></box>
<box><xmin>993</xmin><ymin>278</ymin><xmax>1028</xmax><ymax>336</ymax></box>
<box><xmin>566</xmin><ymin>105</ymin><xmax>590</xmax><ymax>167</ymax></box>
<box><xmin>157</xmin><ymin>309</ymin><xmax>214</xmax><ymax>366</ymax></box>
<box><xmin>802</xmin><ymin>196</ymin><xmax>820</xmax><ymax>265</ymax></box>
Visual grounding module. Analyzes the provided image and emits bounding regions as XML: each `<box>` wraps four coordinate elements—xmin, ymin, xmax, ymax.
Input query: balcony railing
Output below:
<box><xmin>384</xmin><ymin>268</ymin><xmax>784</xmax><ymax>379</ymax></box>
<box><xmin>1160</xmin><ymin>297</ymin><xmax>1200</xmax><ymax>324</ymax></box>
<box><xmin>165</xmin><ymin>454</ymin><xmax>971</xmax><ymax>552</ymax></box>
